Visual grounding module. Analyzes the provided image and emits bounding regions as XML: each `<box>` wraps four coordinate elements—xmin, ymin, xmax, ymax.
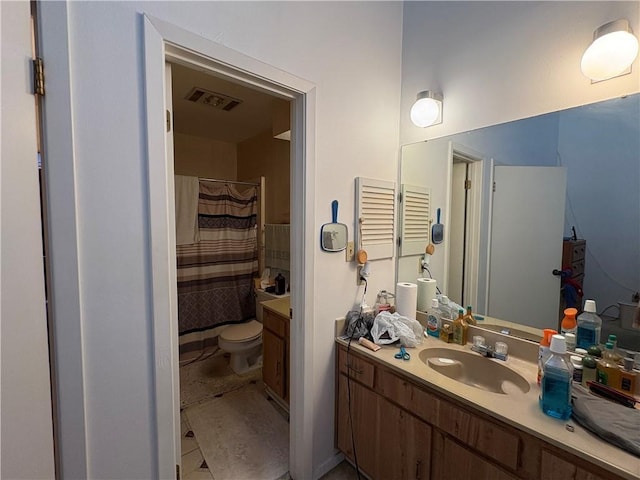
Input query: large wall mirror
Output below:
<box><xmin>398</xmin><ymin>93</ymin><xmax>639</xmax><ymax>350</ymax></box>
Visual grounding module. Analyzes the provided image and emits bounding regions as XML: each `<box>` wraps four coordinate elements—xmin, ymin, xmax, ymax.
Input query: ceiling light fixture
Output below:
<box><xmin>581</xmin><ymin>19</ymin><xmax>639</xmax><ymax>82</ymax></box>
<box><xmin>410</xmin><ymin>90</ymin><xmax>443</xmax><ymax>127</ymax></box>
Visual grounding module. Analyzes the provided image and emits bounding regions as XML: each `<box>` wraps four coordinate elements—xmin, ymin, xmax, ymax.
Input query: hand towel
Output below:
<box><xmin>175</xmin><ymin>175</ymin><xmax>200</xmax><ymax>245</ymax></box>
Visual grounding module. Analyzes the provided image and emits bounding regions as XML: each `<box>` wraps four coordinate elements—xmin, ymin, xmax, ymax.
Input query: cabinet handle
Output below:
<box><xmin>415</xmin><ymin>459</ymin><xmax>422</xmax><ymax>479</ymax></box>
<box><xmin>345</xmin><ymin>363</ymin><xmax>364</xmax><ymax>375</ymax></box>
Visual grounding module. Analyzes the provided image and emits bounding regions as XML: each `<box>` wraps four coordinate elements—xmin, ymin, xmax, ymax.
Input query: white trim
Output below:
<box><xmin>450</xmin><ymin>142</ymin><xmax>485</xmax><ymax>310</ymax></box>
<box><xmin>484</xmin><ymin>159</ymin><xmax>496</xmax><ymax>313</ymax></box>
<box><xmin>37</xmin><ymin>2</ymin><xmax>89</xmax><ymax>477</ymax></box>
<box><xmin>143</xmin><ymin>14</ymin><xmax>316</xmax><ymax>480</ymax></box>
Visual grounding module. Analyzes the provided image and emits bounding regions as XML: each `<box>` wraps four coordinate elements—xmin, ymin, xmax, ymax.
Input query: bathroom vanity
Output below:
<box><xmin>262</xmin><ymin>297</ymin><xmax>291</xmax><ymax>410</ymax></box>
<box><xmin>335</xmin><ymin>336</ymin><xmax>639</xmax><ymax>480</ymax></box>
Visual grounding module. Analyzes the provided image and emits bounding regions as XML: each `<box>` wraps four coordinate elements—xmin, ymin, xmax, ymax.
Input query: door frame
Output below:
<box><xmin>143</xmin><ymin>15</ymin><xmax>316</xmax><ymax>479</ymax></box>
<box><xmin>448</xmin><ymin>142</ymin><xmax>484</xmax><ymax>310</ymax></box>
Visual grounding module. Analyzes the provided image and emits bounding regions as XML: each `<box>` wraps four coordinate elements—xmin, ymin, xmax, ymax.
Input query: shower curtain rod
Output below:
<box><xmin>198</xmin><ymin>177</ymin><xmax>260</xmax><ymax>187</ymax></box>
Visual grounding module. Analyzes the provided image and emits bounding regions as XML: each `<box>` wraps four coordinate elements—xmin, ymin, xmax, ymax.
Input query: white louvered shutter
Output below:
<box><xmin>355</xmin><ymin>177</ymin><xmax>396</xmax><ymax>260</ymax></box>
<box><xmin>399</xmin><ymin>184</ymin><xmax>431</xmax><ymax>257</ymax></box>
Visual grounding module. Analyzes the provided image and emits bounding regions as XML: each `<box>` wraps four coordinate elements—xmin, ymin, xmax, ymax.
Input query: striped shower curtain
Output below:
<box><xmin>176</xmin><ymin>181</ymin><xmax>258</xmax><ymax>336</ymax></box>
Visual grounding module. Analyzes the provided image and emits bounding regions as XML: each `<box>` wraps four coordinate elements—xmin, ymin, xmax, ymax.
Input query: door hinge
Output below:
<box><xmin>33</xmin><ymin>57</ymin><xmax>45</xmax><ymax>96</ymax></box>
<box><xmin>398</xmin><ymin>192</ymin><xmax>403</xmax><ymax>203</ymax></box>
<box><xmin>166</xmin><ymin>110</ymin><xmax>171</xmax><ymax>132</ymax></box>
<box><xmin>492</xmin><ymin>181</ymin><xmax>496</xmax><ymax>193</ymax></box>
<box><xmin>464</xmin><ymin>179</ymin><xmax>471</xmax><ymax>190</ymax></box>
<box><xmin>176</xmin><ymin>464</ymin><xmax>180</xmax><ymax>479</ymax></box>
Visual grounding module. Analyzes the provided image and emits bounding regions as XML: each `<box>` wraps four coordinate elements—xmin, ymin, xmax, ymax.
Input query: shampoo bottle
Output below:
<box><xmin>540</xmin><ymin>335</ymin><xmax>573</xmax><ymax>420</ymax></box>
<box><xmin>426</xmin><ymin>298</ymin><xmax>442</xmax><ymax>338</ymax></box>
<box><xmin>596</xmin><ymin>342</ymin><xmax>621</xmax><ymax>388</ymax></box>
<box><xmin>576</xmin><ymin>299</ymin><xmax>602</xmax><ymax>349</ymax></box>
<box><xmin>452</xmin><ymin>309</ymin><xmax>468</xmax><ymax>345</ymax></box>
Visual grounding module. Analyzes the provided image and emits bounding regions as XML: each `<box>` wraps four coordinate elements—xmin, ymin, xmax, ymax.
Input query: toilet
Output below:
<box><xmin>218</xmin><ymin>319</ymin><xmax>263</xmax><ymax>375</ymax></box>
<box><xmin>218</xmin><ymin>289</ymin><xmax>288</xmax><ymax>375</ymax></box>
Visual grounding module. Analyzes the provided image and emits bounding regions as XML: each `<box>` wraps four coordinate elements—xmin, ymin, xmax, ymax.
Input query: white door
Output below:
<box><xmin>1</xmin><ymin>1</ymin><xmax>56</xmax><ymax>478</ymax></box>
<box><xmin>488</xmin><ymin>166</ymin><xmax>566</xmax><ymax>330</ymax></box>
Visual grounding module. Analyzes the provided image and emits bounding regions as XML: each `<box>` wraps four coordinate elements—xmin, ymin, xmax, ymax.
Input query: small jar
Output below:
<box><xmin>570</xmin><ymin>355</ymin><xmax>583</xmax><ymax>383</ymax></box>
<box><xmin>564</xmin><ymin>333</ymin><xmax>576</xmax><ymax>352</ymax></box>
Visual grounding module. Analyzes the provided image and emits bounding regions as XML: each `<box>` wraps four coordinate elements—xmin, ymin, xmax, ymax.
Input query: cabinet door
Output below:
<box><xmin>377</xmin><ymin>396</ymin><xmax>431</xmax><ymax>480</ymax></box>
<box><xmin>434</xmin><ymin>434</ymin><xmax>518</xmax><ymax>480</ymax></box>
<box><xmin>337</xmin><ymin>373</ymin><xmax>378</xmax><ymax>478</ymax></box>
<box><xmin>540</xmin><ymin>450</ymin><xmax>620</xmax><ymax>480</ymax></box>
<box><xmin>263</xmin><ymin>328</ymin><xmax>284</xmax><ymax>399</ymax></box>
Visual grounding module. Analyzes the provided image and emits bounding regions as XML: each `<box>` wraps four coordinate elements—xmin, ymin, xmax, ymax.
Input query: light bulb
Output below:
<box><xmin>410</xmin><ymin>97</ymin><xmax>441</xmax><ymax>127</ymax></box>
<box><xmin>581</xmin><ymin>20</ymin><xmax>639</xmax><ymax>81</ymax></box>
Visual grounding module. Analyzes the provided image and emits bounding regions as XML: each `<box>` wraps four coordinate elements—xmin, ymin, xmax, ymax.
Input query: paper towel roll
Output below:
<box><xmin>396</xmin><ymin>282</ymin><xmax>418</xmax><ymax>319</ymax></box>
<box><xmin>417</xmin><ymin>278</ymin><xmax>437</xmax><ymax>312</ymax></box>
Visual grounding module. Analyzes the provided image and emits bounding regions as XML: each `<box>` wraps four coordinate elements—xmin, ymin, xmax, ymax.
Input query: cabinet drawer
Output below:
<box><xmin>264</xmin><ymin>309</ymin><xmax>286</xmax><ymax>337</ymax></box>
<box><xmin>440</xmin><ymin>436</ymin><xmax>519</xmax><ymax>480</ymax></box>
<box><xmin>437</xmin><ymin>401</ymin><xmax>520</xmax><ymax>471</ymax></box>
<box><xmin>571</xmin><ymin>258</ymin><xmax>585</xmax><ymax>277</ymax></box>
<box><xmin>572</xmin><ymin>242</ymin><xmax>586</xmax><ymax>261</ymax></box>
<box><xmin>338</xmin><ymin>347</ymin><xmax>375</xmax><ymax>388</ymax></box>
<box><xmin>378</xmin><ymin>368</ymin><xmax>439</xmax><ymax>424</ymax></box>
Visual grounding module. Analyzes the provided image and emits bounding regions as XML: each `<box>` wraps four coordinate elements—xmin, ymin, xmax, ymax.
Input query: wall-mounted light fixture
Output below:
<box><xmin>581</xmin><ymin>19</ymin><xmax>639</xmax><ymax>82</ymax></box>
<box><xmin>410</xmin><ymin>90</ymin><xmax>443</xmax><ymax>127</ymax></box>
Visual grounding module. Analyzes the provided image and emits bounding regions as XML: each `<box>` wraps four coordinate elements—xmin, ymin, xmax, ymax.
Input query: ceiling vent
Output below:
<box><xmin>184</xmin><ymin>87</ymin><xmax>242</xmax><ymax>111</ymax></box>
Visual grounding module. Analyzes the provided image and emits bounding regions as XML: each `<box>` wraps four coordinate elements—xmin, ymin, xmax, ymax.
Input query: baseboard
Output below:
<box><xmin>313</xmin><ymin>451</ymin><xmax>345</xmax><ymax>480</ymax></box>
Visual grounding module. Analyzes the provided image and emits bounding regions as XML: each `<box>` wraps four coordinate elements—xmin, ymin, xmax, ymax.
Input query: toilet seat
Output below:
<box><xmin>220</xmin><ymin>320</ymin><xmax>262</xmax><ymax>343</ymax></box>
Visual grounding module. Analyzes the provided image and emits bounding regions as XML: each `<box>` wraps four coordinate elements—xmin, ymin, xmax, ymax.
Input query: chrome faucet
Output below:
<box><xmin>471</xmin><ymin>341</ymin><xmax>508</xmax><ymax>361</ymax></box>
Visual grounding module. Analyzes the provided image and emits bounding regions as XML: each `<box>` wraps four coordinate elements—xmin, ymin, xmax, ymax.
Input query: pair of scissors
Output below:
<box><xmin>394</xmin><ymin>345</ymin><xmax>410</xmax><ymax>361</ymax></box>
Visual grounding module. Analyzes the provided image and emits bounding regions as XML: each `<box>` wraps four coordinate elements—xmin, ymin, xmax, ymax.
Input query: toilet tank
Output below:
<box><xmin>255</xmin><ymin>289</ymin><xmax>290</xmax><ymax>322</ymax></box>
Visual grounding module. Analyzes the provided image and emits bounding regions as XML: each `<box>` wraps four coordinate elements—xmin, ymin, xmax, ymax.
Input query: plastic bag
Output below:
<box><xmin>370</xmin><ymin>311</ymin><xmax>424</xmax><ymax>347</ymax></box>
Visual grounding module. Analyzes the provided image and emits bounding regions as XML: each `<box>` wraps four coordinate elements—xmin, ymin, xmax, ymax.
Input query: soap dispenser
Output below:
<box><xmin>274</xmin><ymin>273</ymin><xmax>286</xmax><ymax>295</ymax></box>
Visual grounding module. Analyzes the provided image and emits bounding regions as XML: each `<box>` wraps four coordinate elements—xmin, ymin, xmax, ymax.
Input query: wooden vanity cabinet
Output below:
<box><xmin>335</xmin><ymin>344</ymin><xmax>628</xmax><ymax>480</ymax></box>
<box><xmin>263</xmin><ymin>307</ymin><xmax>289</xmax><ymax>407</ymax></box>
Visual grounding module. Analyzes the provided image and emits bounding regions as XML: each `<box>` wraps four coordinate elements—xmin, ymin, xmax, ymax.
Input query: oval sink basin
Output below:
<box><xmin>419</xmin><ymin>348</ymin><xmax>531</xmax><ymax>395</ymax></box>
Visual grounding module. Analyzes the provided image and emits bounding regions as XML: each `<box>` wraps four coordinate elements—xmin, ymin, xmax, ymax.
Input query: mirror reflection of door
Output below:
<box><xmin>488</xmin><ymin>166</ymin><xmax>567</xmax><ymax>330</ymax></box>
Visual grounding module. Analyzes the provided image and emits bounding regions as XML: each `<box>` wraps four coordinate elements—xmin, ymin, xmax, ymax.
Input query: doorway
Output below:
<box><xmin>143</xmin><ymin>15</ymin><xmax>317</xmax><ymax>480</ymax></box>
<box><xmin>169</xmin><ymin>61</ymin><xmax>293</xmax><ymax>478</ymax></box>
<box><xmin>446</xmin><ymin>145</ymin><xmax>484</xmax><ymax>310</ymax></box>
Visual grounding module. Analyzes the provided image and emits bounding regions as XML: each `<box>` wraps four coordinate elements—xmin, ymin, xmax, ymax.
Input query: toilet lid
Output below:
<box><xmin>220</xmin><ymin>320</ymin><xmax>262</xmax><ymax>342</ymax></box>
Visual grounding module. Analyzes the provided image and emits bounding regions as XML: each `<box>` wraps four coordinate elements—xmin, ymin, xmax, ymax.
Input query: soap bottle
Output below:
<box><xmin>537</xmin><ymin>328</ymin><xmax>557</xmax><ymax>386</ymax></box>
<box><xmin>561</xmin><ymin>308</ymin><xmax>577</xmax><ymax>339</ymax></box>
<box><xmin>581</xmin><ymin>355</ymin><xmax>597</xmax><ymax>387</ymax></box>
<box><xmin>576</xmin><ymin>299</ymin><xmax>602</xmax><ymax>349</ymax></box>
<box><xmin>438</xmin><ymin>295</ymin><xmax>455</xmax><ymax>321</ymax></box>
<box><xmin>426</xmin><ymin>298</ymin><xmax>442</xmax><ymax>338</ymax></box>
<box><xmin>619</xmin><ymin>358</ymin><xmax>638</xmax><ymax>394</ymax></box>
<box><xmin>606</xmin><ymin>334</ymin><xmax>623</xmax><ymax>364</ymax></box>
<box><xmin>596</xmin><ymin>342</ymin><xmax>621</xmax><ymax>388</ymax></box>
<box><xmin>540</xmin><ymin>335</ymin><xmax>573</xmax><ymax>420</ymax></box>
<box><xmin>452</xmin><ymin>309</ymin><xmax>468</xmax><ymax>345</ymax></box>
<box><xmin>464</xmin><ymin>305</ymin><xmax>477</xmax><ymax>326</ymax></box>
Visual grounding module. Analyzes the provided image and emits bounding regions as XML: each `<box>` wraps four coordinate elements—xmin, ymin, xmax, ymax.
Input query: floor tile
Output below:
<box><xmin>181</xmin><ymin>448</ymin><xmax>205</xmax><ymax>477</ymax></box>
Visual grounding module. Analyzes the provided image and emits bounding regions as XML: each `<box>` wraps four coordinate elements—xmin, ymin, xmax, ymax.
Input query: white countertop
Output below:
<box><xmin>336</xmin><ymin>334</ymin><xmax>640</xmax><ymax>479</ymax></box>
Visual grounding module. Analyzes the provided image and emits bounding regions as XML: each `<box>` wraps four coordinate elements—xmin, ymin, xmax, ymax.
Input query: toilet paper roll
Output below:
<box><xmin>417</xmin><ymin>278</ymin><xmax>437</xmax><ymax>312</ymax></box>
<box><xmin>396</xmin><ymin>282</ymin><xmax>418</xmax><ymax>319</ymax></box>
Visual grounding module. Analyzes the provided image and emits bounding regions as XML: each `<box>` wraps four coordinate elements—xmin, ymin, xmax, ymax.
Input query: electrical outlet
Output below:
<box><xmin>345</xmin><ymin>241</ymin><xmax>355</xmax><ymax>262</ymax></box>
<box><xmin>357</xmin><ymin>265</ymin><xmax>366</xmax><ymax>285</ymax></box>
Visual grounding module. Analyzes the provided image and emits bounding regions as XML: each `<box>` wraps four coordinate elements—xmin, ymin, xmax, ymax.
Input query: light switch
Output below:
<box><xmin>345</xmin><ymin>241</ymin><xmax>354</xmax><ymax>262</ymax></box>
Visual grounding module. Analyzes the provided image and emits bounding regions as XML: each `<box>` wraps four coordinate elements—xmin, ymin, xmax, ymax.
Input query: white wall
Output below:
<box><xmin>0</xmin><ymin>2</ymin><xmax>56</xmax><ymax>478</ymax></box>
<box><xmin>39</xmin><ymin>2</ymin><xmax>403</xmax><ymax>478</ymax></box>
<box><xmin>400</xmin><ymin>1</ymin><xmax>640</xmax><ymax>144</ymax></box>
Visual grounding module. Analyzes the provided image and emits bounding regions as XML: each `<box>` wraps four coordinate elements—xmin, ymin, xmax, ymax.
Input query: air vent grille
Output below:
<box><xmin>185</xmin><ymin>87</ymin><xmax>242</xmax><ymax>111</ymax></box>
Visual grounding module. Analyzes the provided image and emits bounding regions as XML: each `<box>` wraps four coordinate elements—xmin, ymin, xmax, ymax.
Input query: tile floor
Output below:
<box><xmin>180</xmin><ymin>350</ymin><xmax>359</xmax><ymax>480</ymax></box>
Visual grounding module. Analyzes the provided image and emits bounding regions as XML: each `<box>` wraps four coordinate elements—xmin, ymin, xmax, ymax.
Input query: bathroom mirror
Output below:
<box><xmin>398</xmin><ymin>93</ymin><xmax>640</xmax><ymax>350</ymax></box>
